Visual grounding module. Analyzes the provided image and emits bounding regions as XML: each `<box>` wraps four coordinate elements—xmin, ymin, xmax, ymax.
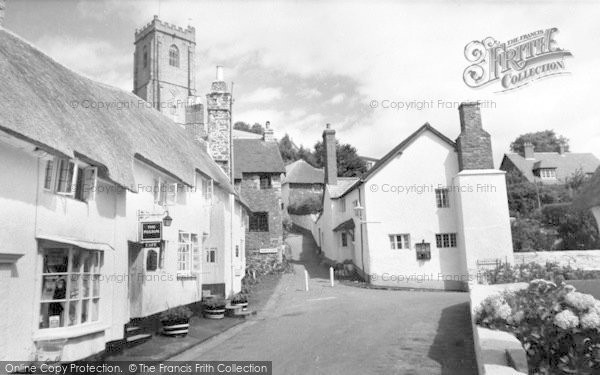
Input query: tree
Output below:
<box><xmin>312</xmin><ymin>140</ymin><xmax>367</xmax><ymax>177</ymax></box>
<box><xmin>278</xmin><ymin>134</ymin><xmax>298</xmax><ymax>164</ymax></box>
<box><xmin>233</xmin><ymin>121</ymin><xmax>264</xmax><ymax>135</ymax></box>
<box><xmin>510</xmin><ymin>130</ymin><xmax>569</xmax><ymax>154</ymax></box>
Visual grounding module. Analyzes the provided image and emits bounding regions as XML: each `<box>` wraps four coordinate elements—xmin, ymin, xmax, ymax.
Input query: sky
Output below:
<box><xmin>4</xmin><ymin>0</ymin><xmax>600</xmax><ymax>166</ymax></box>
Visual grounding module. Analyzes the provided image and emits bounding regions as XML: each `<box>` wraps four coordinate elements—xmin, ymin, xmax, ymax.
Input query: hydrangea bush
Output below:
<box><xmin>476</xmin><ymin>280</ymin><xmax>600</xmax><ymax>374</ymax></box>
<box><xmin>482</xmin><ymin>261</ymin><xmax>600</xmax><ymax>285</ymax></box>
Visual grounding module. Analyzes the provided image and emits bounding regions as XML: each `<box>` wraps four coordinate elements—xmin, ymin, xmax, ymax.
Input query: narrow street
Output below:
<box><xmin>173</xmin><ymin>231</ymin><xmax>477</xmax><ymax>375</ymax></box>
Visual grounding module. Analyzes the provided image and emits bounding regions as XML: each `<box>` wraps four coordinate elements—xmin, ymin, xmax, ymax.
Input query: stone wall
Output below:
<box><xmin>514</xmin><ymin>250</ymin><xmax>600</xmax><ymax>270</ymax></box>
<box><xmin>239</xmin><ymin>173</ymin><xmax>284</xmax><ymax>255</ymax></box>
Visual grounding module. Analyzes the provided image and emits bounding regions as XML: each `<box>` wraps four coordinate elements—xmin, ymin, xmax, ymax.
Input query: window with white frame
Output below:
<box><xmin>540</xmin><ymin>168</ymin><xmax>557</xmax><ymax>179</ymax></box>
<box><xmin>206</xmin><ymin>247</ymin><xmax>217</xmax><ymax>263</ymax></box>
<box><xmin>178</xmin><ymin>232</ymin><xmax>200</xmax><ymax>274</ymax></box>
<box><xmin>339</xmin><ymin>198</ymin><xmax>346</xmax><ymax>213</ymax></box>
<box><xmin>153</xmin><ymin>177</ymin><xmax>178</xmax><ymax>206</ymax></box>
<box><xmin>43</xmin><ymin>158</ymin><xmax>97</xmax><ymax>202</ymax></box>
<box><xmin>341</xmin><ymin>232</ymin><xmax>348</xmax><ymax>247</ymax></box>
<box><xmin>436</xmin><ymin>233</ymin><xmax>457</xmax><ymax>248</ymax></box>
<box><xmin>435</xmin><ymin>188</ymin><xmax>450</xmax><ymax>208</ymax></box>
<box><xmin>201</xmin><ymin>177</ymin><xmax>213</xmax><ymax>202</ymax></box>
<box><xmin>39</xmin><ymin>246</ymin><xmax>102</xmax><ymax>329</ymax></box>
<box><xmin>389</xmin><ymin>234</ymin><xmax>410</xmax><ymax>250</ymax></box>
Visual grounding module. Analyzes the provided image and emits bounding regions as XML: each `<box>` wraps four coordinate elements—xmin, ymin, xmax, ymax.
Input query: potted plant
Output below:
<box><xmin>231</xmin><ymin>293</ymin><xmax>249</xmax><ymax>311</ymax></box>
<box><xmin>203</xmin><ymin>298</ymin><xmax>226</xmax><ymax>319</ymax></box>
<box><xmin>160</xmin><ymin>306</ymin><xmax>193</xmax><ymax>336</ymax></box>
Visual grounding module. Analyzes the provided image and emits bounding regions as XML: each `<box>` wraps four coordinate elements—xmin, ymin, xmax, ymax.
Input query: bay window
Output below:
<box><xmin>39</xmin><ymin>246</ymin><xmax>102</xmax><ymax>329</ymax></box>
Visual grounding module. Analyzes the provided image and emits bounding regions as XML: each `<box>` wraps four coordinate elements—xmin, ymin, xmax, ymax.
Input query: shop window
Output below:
<box><xmin>39</xmin><ymin>247</ymin><xmax>102</xmax><ymax>329</ymax></box>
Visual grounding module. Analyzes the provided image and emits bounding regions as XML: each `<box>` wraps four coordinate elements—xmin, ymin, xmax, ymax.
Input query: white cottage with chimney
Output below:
<box><xmin>313</xmin><ymin>103</ymin><xmax>513</xmax><ymax>290</ymax></box>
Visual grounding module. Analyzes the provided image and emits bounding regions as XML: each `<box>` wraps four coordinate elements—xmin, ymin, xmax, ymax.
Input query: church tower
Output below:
<box><xmin>133</xmin><ymin>16</ymin><xmax>197</xmax><ymax>125</ymax></box>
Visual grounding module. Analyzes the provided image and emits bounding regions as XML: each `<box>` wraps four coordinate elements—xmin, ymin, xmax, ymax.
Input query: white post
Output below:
<box><xmin>304</xmin><ymin>270</ymin><xmax>309</xmax><ymax>291</ymax></box>
<box><xmin>329</xmin><ymin>266</ymin><xmax>334</xmax><ymax>287</ymax></box>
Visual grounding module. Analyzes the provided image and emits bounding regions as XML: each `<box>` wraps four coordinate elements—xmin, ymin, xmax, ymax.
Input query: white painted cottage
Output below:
<box><xmin>0</xmin><ymin>26</ymin><xmax>247</xmax><ymax>361</ymax></box>
<box><xmin>313</xmin><ymin>103</ymin><xmax>514</xmax><ymax>290</ymax></box>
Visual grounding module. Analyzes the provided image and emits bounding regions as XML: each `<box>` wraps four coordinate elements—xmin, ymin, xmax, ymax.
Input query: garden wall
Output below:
<box><xmin>469</xmin><ymin>283</ymin><xmax>528</xmax><ymax>375</ymax></box>
<box><xmin>289</xmin><ymin>213</ymin><xmax>317</xmax><ymax>233</ymax></box>
<box><xmin>514</xmin><ymin>250</ymin><xmax>600</xmax><ymax>270</ymax></box>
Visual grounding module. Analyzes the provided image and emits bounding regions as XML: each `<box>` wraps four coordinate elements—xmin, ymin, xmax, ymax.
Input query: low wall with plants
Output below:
<box><xmin>474</xmin><ymin>280</ymin><xmax>600</xmax><ymax>374</ymax></box>
<box><xmin>514</xmin><ymin>250</ymin><xmax>600</xmax><ymax>270</ymax></box>
<box><xmin>481</xmin><ymin>261</ymin><xmax>600</xmax><ymax>285</ymax></box>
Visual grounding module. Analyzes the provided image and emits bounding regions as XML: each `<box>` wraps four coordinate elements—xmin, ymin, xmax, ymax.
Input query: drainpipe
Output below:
<box><xmin>358</xmin><ymin>186</ymin><xmax>365</xmax><ymax>278</ymax></box>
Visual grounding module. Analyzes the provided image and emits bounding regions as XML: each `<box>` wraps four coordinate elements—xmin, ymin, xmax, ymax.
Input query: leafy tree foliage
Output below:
<box><xmin>234</xmin><ymin>121</ymin><xmax>264</xmax><ymax>135</ymax></box>
<box><xmin>510</xmin><ymin>130</ymin><xmax>569</xmax><ymax>154</ymax></box>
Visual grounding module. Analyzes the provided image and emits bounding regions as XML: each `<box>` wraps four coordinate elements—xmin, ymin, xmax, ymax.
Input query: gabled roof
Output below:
<box><xmin>0</xmin><ymin>28</ymin><xmax>233</xmax><ymax>193</ymax></box>
<box><xmin>283</xmin><ymin>159</ymin><xmax>324</xmax><ymax>185</ymax></box>
<box><xmin>501</xmin><ymin>152</ymin><xmax>600</xmax><ymax>183</ymax></box>
<box><xmin>233</xmin><ymin>138</ymin><xmax>285</xmax><ymax>179</ymax></box>
<box><xmin>360</xmin><ymin>123</ymin><xmax>456</xmax><ymax>183</ymax></box>
<box><xmin>327</xmin><ymin>177</ymin><xmax>360</xmax><ymax>199</ymax></box>
<box><xmin>326</xmin><ymin>123</ymin><xmax>455</xmax><ymax>200</ymax></box>
<box><xmin>574</xmin><ymin>167</ymin><xmax>600</xmax><ymax>210</ymax></box>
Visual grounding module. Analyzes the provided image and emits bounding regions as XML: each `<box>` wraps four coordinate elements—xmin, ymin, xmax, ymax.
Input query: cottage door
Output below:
<box><xmin>128</xmin><ymin>242</ymin><xmax>143</xmax><ymax>318</ymax></box>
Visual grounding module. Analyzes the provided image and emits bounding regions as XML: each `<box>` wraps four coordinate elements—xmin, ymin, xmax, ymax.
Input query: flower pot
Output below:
<box><xmin>232</xmin><ymin>302</ymin><xmax>249</xmax><ymax>312</ymax></box>
<box><xmin>161</xmin><ymin>318</ymin><xmax>190</xmax><ymax>336</ymax></box>
<box><xmin>203</xmin><ymin>308</ymin><xmax>226</xmax><ymax>319</ymax></box>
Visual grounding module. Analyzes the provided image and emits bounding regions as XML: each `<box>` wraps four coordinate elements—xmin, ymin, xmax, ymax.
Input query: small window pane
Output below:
<box><xmin>68</xmin><ymin>301</ymin><xmax>79</xmax><ymax>326</ymax></box>
<box><xmin>91</xmin><ymin>299</ymin><xmax>100</xmax><ymax>322</ymax></box>
<box><xmin>81</xmin><ymin>300</ymin><xmax>89</xmax><ymax>324</ymax></box>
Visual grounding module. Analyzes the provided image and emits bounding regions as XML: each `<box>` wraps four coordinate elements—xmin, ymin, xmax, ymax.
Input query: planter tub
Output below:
<box><xmin>232</xmin><ymin>302</ymin><xmax>249</xmax><ymax>312</ymax></box>
<box><xmin>203</xmin><ymin>309</ymin><xmax>226</xmax><ymax>319</ymax></box>
<box><xmin>161</xmin><ymin>319</ymin><xmax>190</xmax><ymax>336</ymax></box>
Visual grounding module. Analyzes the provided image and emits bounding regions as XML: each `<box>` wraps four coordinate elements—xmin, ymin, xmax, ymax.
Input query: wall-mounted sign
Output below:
<box><xmin>259</xmin><ymin>248</ymin><xmax>278</xmax><ymax>254</ymax></box>
<box><xmin>140</xmin><ymin>222</ymin><xmax>162</xmax><ymax>242</ymax></box>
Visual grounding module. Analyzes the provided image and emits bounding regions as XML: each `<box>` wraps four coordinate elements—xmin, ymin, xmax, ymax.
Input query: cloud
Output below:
<box><xmin>297</xmin><ymin>88</ymin><xmax>322</xmax><ymax>99</ymax></box>
<box><xmin>35</xmin><ymin>35</ymin><xmax>131</xmax><ymax>91</ymax></box>
<box><xmin>328</xmin><ymin>93</ymin><xmax>345</xmax><ymax>105</ymax></box>
<box><xmin>242</xmin><ymin>87</ymin><xmax>283</xmax><ymax>103</ymax></box>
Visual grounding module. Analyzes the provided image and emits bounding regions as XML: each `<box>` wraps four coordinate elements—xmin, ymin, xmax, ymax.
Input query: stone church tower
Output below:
<box><xmin>133</xmin><ymin>16</ymin><xmax>199</xmax><ymax>125</ymax></box>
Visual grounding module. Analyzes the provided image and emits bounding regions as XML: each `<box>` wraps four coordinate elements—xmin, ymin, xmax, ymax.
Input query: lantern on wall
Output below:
<box><xmin>416</xmin><ymin>240</ymin><xmax>431</xmax><ymax>261</ymax></box>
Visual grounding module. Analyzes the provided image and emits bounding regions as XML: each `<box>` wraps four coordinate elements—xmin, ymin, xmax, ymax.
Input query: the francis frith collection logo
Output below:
<box><xmin>463</xmin><ymin>28</ymin><xmax>572</xmax><ymax>92</ymax></box>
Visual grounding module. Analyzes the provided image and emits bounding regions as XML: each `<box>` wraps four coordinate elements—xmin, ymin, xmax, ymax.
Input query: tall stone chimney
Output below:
<box><xmin>524</xmin><ymin>142</ymin><xmax>535</xmax><ymax>159</ymax></box>
<box><xmin>456</xmin><ymin>102</ymin><xmax>494</xmax><ymax>171</ymax></box>
<box><xmin>558</xmin><ymin>144</ymin><xmax>566</xmax><ymax>156</ymax></box>
<box><xmin>323</xmin><ymin>123</ymin><xmax>337</xmax><ymax>185</ymax></box>
<box><xmin>206</xmin><ymin>66</ymin><xmax>232</xmax><ymax>179</ymax></box>
<box><xmin>263</xmin><ymin>121</ymin><xmax>274</xmax><ymax>142</ymax></box>
<box><xmin>0</xmin><ymin>0</ymin><xmax>6</xmax><ymax>27</ymax></box>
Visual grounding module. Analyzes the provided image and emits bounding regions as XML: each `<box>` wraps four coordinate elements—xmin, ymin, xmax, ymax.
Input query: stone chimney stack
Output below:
<box><xmin>456</xmin><ymin>102</ymin><xmax>494</xmax><ymax>171</ymax></box>
<box><xmin>558</xmin><ymin>144</ymin><xmax>566</xmax><ymax>156</ymax></box>
<box><xmin>323</xmin><ymin>123</ymin><xmax>338</xmax><ymax>185</ymax></box>
<box><xmin>206</xmin><ymin>66</ymin><xmax>232</xmax><ymax>179</ymax></box>
<box><xmin>524</xmin><ymin>142</ymin><xmax>535</xmax><ymax>159</ymax></box>
<box><xmin>263</xmin><ymin>121</ymin><xmax>274</xmax><ymax>142</ymax></box>
<box><xmin>0</xmin><ymin>0</ymin><xmax>6</xmax><ymax>27</ymax></box>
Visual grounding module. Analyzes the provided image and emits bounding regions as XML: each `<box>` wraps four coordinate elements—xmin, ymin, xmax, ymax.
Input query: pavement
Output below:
<box><xmin>171</xmin><ymin>232</ymin><xmax>478</xmax><ymax>375</ymax></box>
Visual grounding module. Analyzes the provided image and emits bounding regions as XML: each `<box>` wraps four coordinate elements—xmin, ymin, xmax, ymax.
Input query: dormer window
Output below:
<box><xmin>43</xmin><ymin>158</ymin><xmax>97</xmax><ymax>202</ymax></box>
<box><xmin>169</xmin><ymin>45</ymin><xmax>179</xmax><ymax>67</ymax></box>
<box><xmin>539</xmin><ymin>168</ymin><xmax>557</xmax><ymax>179</ymax></box>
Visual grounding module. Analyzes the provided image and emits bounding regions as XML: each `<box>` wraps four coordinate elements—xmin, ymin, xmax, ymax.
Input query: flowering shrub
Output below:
<box><xmin>482</xmin><ymin>261</ymin><xmax>600</xmax><ymax>285</ymax></box>
<box><xmin>476</xmin><ymin>280</ymin><xmax>600</xmax><ymax>374</ymax></box>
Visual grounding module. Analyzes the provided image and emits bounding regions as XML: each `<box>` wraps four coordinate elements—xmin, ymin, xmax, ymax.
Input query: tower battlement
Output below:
<box><xmin>135</xmin><ymin>15</ymin><xmax>195</xmax><ymax>43</ymax></box>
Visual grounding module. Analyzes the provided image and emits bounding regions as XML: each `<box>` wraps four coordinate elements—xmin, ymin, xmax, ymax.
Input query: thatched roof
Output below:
<box><xmin>283</xmin><ymin>159</ymin><xmax>323</xmax><ymax>185</ymax></box>
<box><xmin>0</xmin><ymin>28</ymin><xmax>233</xmax><ymax>193</ymax></box>
<box><xmin>574</xmin><ymin>166</ymin><xmax>600</xmax><ymax>210</ymax></box>
<box><xmin>233</xmin><ymin>138</ymin><xmax>285</xmax><ymax>179</ymax></box>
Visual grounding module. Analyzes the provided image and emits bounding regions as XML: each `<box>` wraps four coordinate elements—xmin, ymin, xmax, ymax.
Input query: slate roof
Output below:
<box><xmin>574</xmin><ymin>166</ymin><xmax>600</xmax><ymax>210</ymax></box>
<box><xmin>327</xmin><ymin>177</ymin><xmax>360</xmax><ymax>199</ymax></box>
<box><xmin>501</xmin><ymin>152</ymin><xmax>600</xmax><ymax>184</ymax></box>
<box><xmin>233</xmin><ymin>138</ymin><xmax>285</xmax><ymax>179</ymax></box>
<box><xmin>283</xmin><ymin>159</ymin><xmax>324</xmax><ymax>185</ymax></box>
<box><xmin>0</xmin><ymin>28</ymin><xmax>234</xmax><ymax>193</ymax></box>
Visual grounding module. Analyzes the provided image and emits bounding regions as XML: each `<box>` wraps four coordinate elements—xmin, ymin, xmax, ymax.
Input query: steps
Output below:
<box><xmin>124</xmin><ymin>323</ymin><xmax>152</xmax><ymax>348</ymax></box>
